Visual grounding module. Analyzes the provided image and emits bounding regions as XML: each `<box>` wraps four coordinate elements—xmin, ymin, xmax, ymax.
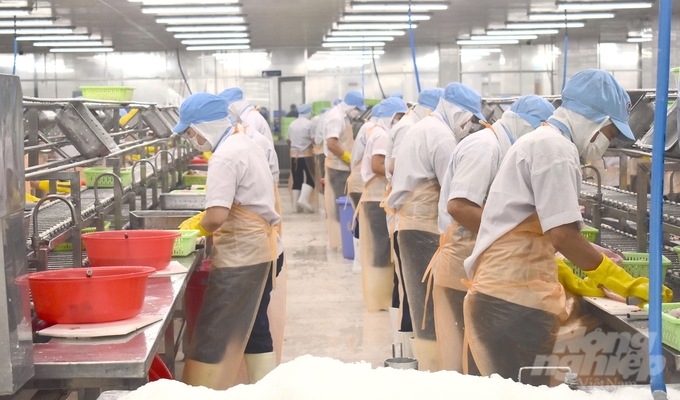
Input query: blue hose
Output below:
<box><xmin>362</xmin><ymin>42</ymin><xmax>365</xmax><ymax>97</ymax></box>
<box><xmin>649</xmin><ymin>0</ymin><xmax>673</xmax><ymax>396</ymax></box>
<box><xmin>408</xmin><ymin>5</ymin><xmax>421</xmax><ymax>93</ymax></box>
<box><xmin>561</xmin><ymin>34</ymin><xmax>568</xmax><ymax>92</ymax></box>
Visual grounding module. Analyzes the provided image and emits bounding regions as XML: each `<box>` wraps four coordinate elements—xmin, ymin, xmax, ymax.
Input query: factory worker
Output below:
<box><xmin>287</xmin><ymin>104</ymin><xmax>316</xmax><ymax>213</ymax></box>
<box><xmin>219</xmin><ymin>87</ymin><xmax>274</xmax><ymax>142</ymax></box>
<box><xmin>430</xmin><ymin>95</ymin><xmax>554</xmax><ymax>373</ymax></box>
<box><xmin>463</xmin><ymin>69</ymin><xmax>672</xmax><ymax>384</ymax></box>
<box><xmin>358</xmin><ymin>98</ymin><xmax>407</xmax><ymax>312</ymax></box>
<box><xmin>313</xmin><ymin>108</ymin><xmax>330</xmax><ymax>191</ymax></box>
<box><xmin>175</xmin><ymin>93</ymin><xmax>281</xmax><ymax>389</ymax></box>
<box><xmin>323</xmin><ymin>90</ymin><xmax>366</xmax><ymax>249</ymax></box>
<box><xmin>386</xmin><ymin>82</ymin><xmax>485</xmax><ymax>371</ymax></box>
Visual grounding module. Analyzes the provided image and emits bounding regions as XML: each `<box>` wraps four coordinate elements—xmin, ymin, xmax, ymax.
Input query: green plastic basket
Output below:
<box><xmin>53</xmin><ymin>221</ymin><xmax>111</xmax><ymax>252</ymax></box>
<box><xmin>183</xmin><ymin>172</ymin><xmax>207</xmax><ymax>186</ymax></box>
<box><xmin>84</xmin><ymin>167</ymin><xmax>133</xmax><ymax>188</ymax></box>
<box><xmin>564</xmin><ymin>252</ymin><xmax>670</xmax><ymax>280</ymax></box>
<box><xmin>581</xmin><ymin>226</ymin><xmax>599</xmax><ymax>243</ymax></box>
<box><xmin>365</xmin><ymin>99</ymin><xmax>381</xmax><ymax>107</ymax></box>
<box><xmin>312</xmin><ymin>101</ymin><xmax>331</xmax><ymax>116</ymax></box>
<box><xmin>281</xmin><ymin>117</ymin><xmax>295</xmax><ymax>140</ymax></box>
<box><xmin>171</xmin><ymin>230</ymin><xmax>199</xmax><ymax>256</ymax></box>
<box><xmin>644</xmin><ymin>303</ymin><xmax>680</xmax><ymax>352</ymax></box>
<box><xmin>80</xmin><ymin>86</ymin><xmax>135</xmax><ymax>101</ymax></box>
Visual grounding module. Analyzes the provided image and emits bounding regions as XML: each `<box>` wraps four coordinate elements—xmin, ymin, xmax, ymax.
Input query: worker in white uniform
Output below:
<box><xmin>322</xmin><ymin>90</ymin><xmax>366</xmax><ymax>249</ymax></box>
<box><xmin>219</xmin><ymin>87</ymin><xmax>274</xmax><ymax>142</ymax></box>
<box><xmin>383</xmin><ymin>88</ymin><xmax>443</xmax><ymax>347</ymax></box>
<box><xmin>463</xmin><ymin>69</ymin><xmax>672</xmax><ymax>384</ymax></box>
<box><xmin>313</xmin><ymin>108</ymin><xmax>330</xmax><ymax>187</ymax></box>
<box><xmin>358</xmin><ymin>98</ymin><xmax>407</xmax><ymax>312</ymax></box>
<box><xmin>387</xmin><ymin>82</ymin><xmax>485</xmax><ymax>371</ymax></box>
<box><xmin>430</xmin><ymin>95</ymin><xmax>555</xmax><ymax>373</ymax></box>
<box><xmin>287</xmin><ymin>104</ymin><xmax>316</xmax><ymax>213</ymax></box>
<box><xmin>175</xmin><ymin>93</ymin><xmax>280</xmax><ymax>389</ymax></box>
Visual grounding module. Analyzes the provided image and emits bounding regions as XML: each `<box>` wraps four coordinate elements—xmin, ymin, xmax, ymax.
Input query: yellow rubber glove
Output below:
<box><xmin>119</xmin><ymin>108</ymin><xmax>138</xmax><ymax>127</ymax></box>
<box><xmin>203</xmin><ymin>152</ymin><xmax>213</xmax><ymax>161</ymax></box>
<box><xmin>556</xmin><ymin>257</ymin><xmax>605</xmax><ymax>297</ymax></box>
<box><xmin>584</xmin><ymin>255</ymin><xmax>673</xmax><ymax>303</ymax></box>
<box><xmin>179</xmin><ymin>211</ymin><xmax>211</xmax><ymax>237</ymax></box>
<box><xmin>341</xmin><ymin>151</ymin><xmax>351</xmax><ymax>164</ymax></box>
<box><xmin>25</xmin><ymin>193</ymin><xmax>40</xmax><ymax>203</ymax></box>
<box><xmin>38</xmin><ymin>180</ymin><xmax>71</xmax><ymax>194</ymax></box>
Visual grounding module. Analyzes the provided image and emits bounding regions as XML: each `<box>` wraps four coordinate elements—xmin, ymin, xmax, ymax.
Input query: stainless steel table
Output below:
<box><xmin>25</xmin><ymin>252</ymin><xmax>202</xmax><ymax>400</ymax></box>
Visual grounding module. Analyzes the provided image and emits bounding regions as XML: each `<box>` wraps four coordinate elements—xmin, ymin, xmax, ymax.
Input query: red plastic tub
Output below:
<box><xmin>83</xmin><ymin>230</ymin><xmax>181</xmax><ymax>270</ymax></box>
<box><xmin>28</xmin><ymin>266</ymin><xmax>156</xmax><ymax>324</ymax></box>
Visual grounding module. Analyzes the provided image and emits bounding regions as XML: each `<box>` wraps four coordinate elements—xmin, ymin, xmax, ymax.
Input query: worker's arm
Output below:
<box><xmin>200</xmin><ymin>206</ymin><xmax>231</xmax><ymax>233</ymax></box>
<box><xmin>371</xmin><ymin>154</ymin><xmax>386</xmax><ymax>177</ymax></box>
<box><xmin>447</xmin><ymin>198</ymin><xmax>483</xmax><ymax>234</ymax></box>
<box><xmin>327</xmin><ymin>137</ymin><xmax>346</xmax><ymax>158</ymax></box>
<box><xmin>388</xmin><ymin>158</ymin><xmax>395</xmax><ymax>175</ymax></box>
<box><xmin>547</xmin><ymin>222</ymin><xmax>602</xmax><ymax>271</ymax></box>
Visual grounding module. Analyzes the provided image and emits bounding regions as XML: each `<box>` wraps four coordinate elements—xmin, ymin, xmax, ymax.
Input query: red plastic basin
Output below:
<box><xmin>83</xmin><ymin>230</ymin><xmax>181</xmax><ymax>270</ymax></box>
<box><xmin>28</xmin><ymin>266</ymin><xmax>156</xmax><ymax>324</ymax></box>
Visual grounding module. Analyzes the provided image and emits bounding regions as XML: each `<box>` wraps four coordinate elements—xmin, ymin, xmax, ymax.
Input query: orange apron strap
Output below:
<box><xmin>420</xmin><ymin>224</ymin><xmax>455</xmax><ymax>331</ymax></box>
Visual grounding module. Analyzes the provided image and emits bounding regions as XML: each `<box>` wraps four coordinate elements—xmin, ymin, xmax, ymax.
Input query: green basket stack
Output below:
<box><xmin>644</xmin><ymin>303</ymin><xmax>680</xmax><ymax>351</ymax></box>
<box><xmin>580</xmin><ymin>226</ymin><xmax>599</xmax><ymax>243</ymax></box>
<box><xmin>365</xmin><ymin>99</ymin><xmax>381</xmax><ymax>107</ymax></box>
<box><xmin>183</xmin><ymin>172</ymin><xmax>207</xmax><ymax>186</ymax></box>
<box><xmin>281</xmin><ymin>117</ymin><xmax>295</xmax><ymax>140</ymax></box>
<box><xmin>54</xmin><ymin>221</ymin><xmax>111</xmax><ymax>252</ymax></box>
<box><xmin>312</xmin><ymin>101</ymin><xmax>331</xmax><ymax>116</ymax></box>
<box><xmin>564</xmin><ymin>251</ymin><xmax>671</xmax><ymax>280</ymax></box>
<box><xmin>84</xmin><ymin>167</ymin><xmax>133</xmax><ymax>188</ymax></box>
<box><xmin>171</xmin><ymin>230</ymin><xmax>200</xmax><ymax>256</ymax></box>
<box><xmin>80</xmin><ymin>86</ymin><xmax>135</xmax><ymax>101</ymax></box>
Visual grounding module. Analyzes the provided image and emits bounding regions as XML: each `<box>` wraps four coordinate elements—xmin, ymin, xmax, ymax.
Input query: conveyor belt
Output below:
<box><xmin>580</xmin><ymin>182</ymin><xmax>680</xmax><ymax>224</ymax></box>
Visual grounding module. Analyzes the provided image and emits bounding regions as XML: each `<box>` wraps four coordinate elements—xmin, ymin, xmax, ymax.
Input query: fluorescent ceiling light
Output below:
<box><xmin>186</xmin><ymin>44</ymin><xmax>250</xmax><ymax>51</ymax></box>
<box><xmin>457</xmin><ymin>39</ymin><xmax>519</xmax><ymax>45</ymax></box>
<box><xmin>460</xmin><ymin>48</ymin><xmax>502</xmax><ymax>54</ymax></box>
<box><xmin>33</xmin><ymin>41</ymin><xmax>105</xmax><ymax>47</ymax></box>
<box><xmin>166</xmin><ymin>25</ymin><xmax>248</xmax><ymax>32</ymax></box>
<box><xmin>174</xmin><ymin>32</ymin><xmax>248</xmax><ymax>39</ymax></box>
<box><xmin>130</xmin><ymin>0</ymin><xmax>239</xmax><ymax>4</ymax></box>
<box><xmin>156</xmin><ymin>16</ymin><xmax>245</xmax><ymax>25</ymax></box>
<box><xmin>557</xmin><ymin>2</ymin><xmax>652</xmax><ymax>11</ymax></box>
<box><xmin>0</xmin><ymin>9</ymin><xmax>30</xmax><ymax>16</ymax></box>
<box><xmin>506</xmin><ymin>22</ymin><xmax>585</xmax><ymax>29</ymax></box>
<box><xmin>486</xmin><ymin>29</ymin><xmax>558</xmax><ymax>35</ymax></box>
<box><xmin>50</xmin><ymin>47</ymin><xmax>114</xmax><ymax>53</ymax></box>
<box><xmin>471</xmin><ymin>34</ymin><xmax>537</xmax><ymax>40</ymax></box>
<box><xmin>142</xmin><ymin>5</ymin><xmax>241</xmax><ymax>14</ymax></box>
<box><xmin>213</xmin><ymin>51</ymin><xmax>269</xmax><ymax>59</ymax></box>
<box><xmin>343</xmin><ymin>14</ymin><xmax>430</xmax><ymax>22</ymax></box>
<box><xmin>323</xmin><ymin>41</ymin><xmax>385</xmax><ymax>47</ymax></box>
<box><xmin>351</xmin><ymin>2</ymin><xmax>448</xmax><ymax>11</ymax></box>
<box><xmin>325</xmin><ymin>36</ymin><xmax>394</xmax><ymax>42</ymax></box>
<box><xmin>0</xmin><ymin>27</ymin><xmax>74</xmax><ymax>34</ymax></box>
<box><xmin>529</xmin><ymin>12</ymin><xmax>614</xmax><ymax>21</ymax></box>
<box><xmin>337</xmin><ymin>23</ymin><xmax>417</xmax><ymax>30</ymax></box>
<box><xmin>316</xmin><ymin>50</ymin><xmax>385</xmax><ymax>55</ymax></box>
<box><xmin>16</xmin><ymin>34</ymin><xmax>91</xmax><ymax>41</ymax></box>
<box><xmin>627</xmin><ymin>37</ymin><xmax>652</xmax><ymax>42</ymax></box>
<box><xmin>0</xmin><ymin>19</ymin><xmax>54</xmax><ymax>27</ymax></box>
<box><xmin>181</xmin><ymin>38</ymin><xmax>249</xmax><ymax>45</ymax></box>
<box><xmin>330</xmin><ymin>30</ymin><xmax>405</xmax><ymax>36</ymax></box>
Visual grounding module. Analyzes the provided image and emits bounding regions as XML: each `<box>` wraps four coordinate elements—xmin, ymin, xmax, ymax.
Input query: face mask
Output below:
<box><xmin>190</xmin><ymin>136</ymin><xmax>213</xmax><ymax>152</ymax></box>
<box><xmin>347</xmin><ymin>108</ymin><xmax>362</xmax><ymax>119</ymax></box>
<box><xmin>453</xmin><ymin>120</ymin><xmax>473</xmax><ymax>142</ymax></box>
<box><xmin>583</xmin><ymin>131</ymin><xmax>610</xmax><ymax>161</ymax></box>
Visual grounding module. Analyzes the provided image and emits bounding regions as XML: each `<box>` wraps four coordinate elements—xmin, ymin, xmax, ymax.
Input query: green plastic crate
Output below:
<box><xmin>281</xmin><ymin>117</ymin><xmax>295</xmax><ymax>140</ymax></box>
<box><xmin>581</xmin><ymin>226</ymin><xmax>599</xmax><ymax>243</ymax></box>
<box><xmin>365</xmin><ymin>99</ymin><xmax>381</xmax><ymax>107</ymax></box>
<box><xmin>171</xmin><ymin>230</ymin><xmax>199</xmax><ymax>256</ymax></box>
<box><xmin>84</xmin><ymin>167</ymin><xmax>133</xmax><ymax>188</ymax></box>
<box><xmin>564</xmin><ymin>251</ymin><xmax>670</xmax><ymax>280</ymax></box>
<box><xmin>53</xmin><ymin>221</ymin><xmax>111</xmax><ymax>252</ymax></box>
<box><xmin>80</xmin><ymin>86</ymin><xmax>135</xmax><ymax>101</ymax></box>
<box><xmin>312</xmin><ymin>101</ymin><xmax>331</xmax><ymax>116</ymax></box>
<box><xmin>644</xmin><ymin>303</ymin><xmax>680</xmax><ymax>352</ymax></box>
<box><xmin>183</xmin><ymin>172</ymin><xmax>207</xmax><ymax>186</ymax></box>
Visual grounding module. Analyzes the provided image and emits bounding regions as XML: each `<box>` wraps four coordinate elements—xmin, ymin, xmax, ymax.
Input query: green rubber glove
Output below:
<box><xmin>584</xmin><ymin>255</ymin><xmax>673</xmax><ymax>303</ymax></box>
<box><xmin>341</xmin><ymin>151</ymin><xmax>351</xmax><ymax>164</ymax></box>
<box><xmin>556</xmin><ymin>257</ymin><xmax>605</xmax><ymax>297</ymax></box>
<box><xmin>179</xmin><ymin>211</ymin><xmax>211</xmax><ymax>237</ymax></box>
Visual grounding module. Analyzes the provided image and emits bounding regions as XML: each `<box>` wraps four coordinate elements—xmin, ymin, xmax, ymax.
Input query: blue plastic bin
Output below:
<box><xmin>336</xmin><ymin>196</ymin><xmax>355</xmax><ymax>259</ymax></box>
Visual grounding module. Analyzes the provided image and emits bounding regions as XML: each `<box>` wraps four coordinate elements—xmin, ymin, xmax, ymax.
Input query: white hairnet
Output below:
<box><xmin>499</xmin><ymin>110</ymin><xmax>536</xmax><ymax>141</ymax></box>
<box><xmin>227</xmin><ymin>100</ymin><xmax>250</xmax><ymax>122</ymax></box>
<box><xmin>192</xmin><ymin>116</ymin><xmax>234</xmax><ymax>150</ymax></box>
<box><xmin>435</xmin><ymin>98</ymin><xmax>473</xmax><ymax>142</ymax></box>
<box><xmin>548</xmin><ymin>107</ymin><xmax>604</xmax><ymax>158</ymax></box>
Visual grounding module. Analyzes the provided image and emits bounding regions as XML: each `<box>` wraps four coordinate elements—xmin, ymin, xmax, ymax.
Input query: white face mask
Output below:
<box><xmin>453</xmin><ymin>119</ymin><xmax>473</xmax><ymax>142</ymax></box>
<box><xmin>347</xmin><ymin>108</ymin><xmax>362</xmax><ymax>120</ymax></box>
<box><xmin>190</xmin><ymin>135</ymin><xmax>213</xmax><ymax>152</ymax></box>
<box><xmin>583</xmin><ymin>131</ymin><xmax>610</xmax><ymax>161</ymax></box>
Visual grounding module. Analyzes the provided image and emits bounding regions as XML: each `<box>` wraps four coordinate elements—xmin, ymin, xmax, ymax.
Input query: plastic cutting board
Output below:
<box><xmin>37</xmin><ymin>314</ymin><xmax>163</xmax><ymax>338</ymax></box>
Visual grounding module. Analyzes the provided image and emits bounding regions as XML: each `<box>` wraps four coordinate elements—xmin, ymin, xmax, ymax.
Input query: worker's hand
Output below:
<box><xmin>556</xmin><ymin>257</ymin><xmax>604</xmax><ymax>297</ymax></box>
<box><xmin>341</xmin><ymin>151</ymin><xmax>351</xmax><ymax>164</ymax></box>
<box><xmin>203</xmin><ymin>152</ymin><xmax>213</xmax><ymax>161</ymax></box>
<box><xmin>25</xmin><ymin>193</ymin><xmax>40</xmax><ymax>203</ymax></box>
<box><xmin>584</xmin><ymin>255</ymin><xmax>673</xmax><ymax>304</ymax></box>
<box><xmin>179</xmin><ymin>211</ymin><xmax>211</xmax><ymax>237</ymax></box>
<box><xmin>38</xmin><ymin>180</ymin><xmax>71</xmax><ymax>194</ymax></box>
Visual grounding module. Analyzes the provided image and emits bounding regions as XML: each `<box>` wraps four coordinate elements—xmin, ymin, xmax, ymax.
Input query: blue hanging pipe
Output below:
<box><xmin>561</xmin><ymin>11</ymin><xmax>568</xmax><ymax>91</ymax></box>
<box><xmin>362</xmin><ymin>41</ymin><xmax>365</xmax><ymax>97</ymax></box>
<box><xmin>649</xmin><ymin>0</ymin><xmax>673</xmax><ymax>397</ymax></box>
<box><xmin>408</xmin><ymin>3</ymin><xmax>421</xmax><ymax>93</ymax></box>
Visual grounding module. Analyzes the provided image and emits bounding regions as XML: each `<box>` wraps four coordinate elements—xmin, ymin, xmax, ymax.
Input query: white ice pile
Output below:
<box><xmin>122</xmin><ymin>355</ymin><xmax>680</xmax><ymax>400</ymax></box>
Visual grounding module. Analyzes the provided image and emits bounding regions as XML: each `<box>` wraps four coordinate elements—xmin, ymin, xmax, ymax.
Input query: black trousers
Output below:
<box><xmin>392</xmin><ymin>231</ymin><xmax>412</xmax><ymax>332</ymax></box>
<box><xmin>245</xmin><ymin>252</ymin><xmax>285</xmax><ymax>354</ymax></box>
<box><xmin>291</xmin><ymin>157</ymin><xmax>314</xmax><ymax>191</ymax></box>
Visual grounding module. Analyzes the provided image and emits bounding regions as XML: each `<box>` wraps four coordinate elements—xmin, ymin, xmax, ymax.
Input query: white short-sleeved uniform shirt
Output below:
<box><xmin>314</xmin><ymin>113</ymin><xmax>328</xmax><ymax>147</ymax></box>
<box><xmin>464</xmin><ymin>124</ymin><xmax>583</xmax><ymax>278</ymax></box>
<box><xmin>288</xmin><ymin>116</ymin><xmax>314</xmax><ymax>154</ymax></box>
<box><xmin>386</xmin><ymin>113</ymin><xmax>457</xmax><ymax>211</ymax></box>
<box><xmin>351</xmin><ymin>121</ymin><xmax>375</xmax><ymax>170</ymax></box>
<box><xmin>242</xmin><ymin>125</ymin><xmax>280</xmax><ymax>183</ymax></box>
<box><xmin>437</xmin><ymin>128</ymin><xmax>502</xmax><ymax>233</ymax></box>
<box><xmin>240</xmin><ymin>106</ymin><xmax>273</xmax><ymax>143</ymax></box>
<box><xmin>361</xmin><ymin>125</ymin><xmax>389</xmax><ymax>183</ymax></box>
<box><xmin>386</xmin><ymin>106</ymin><xmax>427</xmax><ymax>179</ymax></box>
<box><xmin>323</xmin><ymin>105</ymin><xmax>350</xmax><ymax>157</ymax></box>
<box><xmin>204</xmin><ymin>133</ymin><xmax>281</xmax><ymax>228</ymax></box>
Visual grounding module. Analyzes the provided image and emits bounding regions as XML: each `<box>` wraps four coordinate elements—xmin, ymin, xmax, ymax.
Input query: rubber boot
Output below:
<box><xmin>244</xmin><ymin>352</ymin><xmax>277</xmax><ymax>384</ymax></box>
<box><xmin>298</xmin><ymin>183</ymin><xmax>314</xmax><ymax>213</ymax></box>
<box><xmin>399</xmin><ymin>331</ymin><xmax>415</xmax><ymax>358</ymax></box>
<box><xmin>389</xmin><ymin>307</ymin><xmax>400</xmax><ymax>343</ymax></box>
<box><xmin>352</xmin><ymin>237</ymin><xmax>361</xmax><ymax>273</ymax></box>
<box><xmin>292</xmin><ymin>190</ymin><xmax>302</xmax><ymax>213</ymax></box>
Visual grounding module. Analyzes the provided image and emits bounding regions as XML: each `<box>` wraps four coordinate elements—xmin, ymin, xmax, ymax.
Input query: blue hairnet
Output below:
<box><xmin>174</xmin><ymin>93</ymin><xmax>228</xmax><ymax>133</ymax></box>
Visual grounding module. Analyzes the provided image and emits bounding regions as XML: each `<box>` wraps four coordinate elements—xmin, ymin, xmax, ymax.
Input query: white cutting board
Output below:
<box><xmin>37</xmin><ymin>314</ymin><xmax>162</xmax><ymax>338</ymax></box>
<box><xmin>584</xmin><ymin>296</ymin><xmax>643</xmax><ymax>315</ymax></box>
<box><xmin>150</xmin><ymin>260</ymin><xmax>188</xmax><ymax>277</ymax></box>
